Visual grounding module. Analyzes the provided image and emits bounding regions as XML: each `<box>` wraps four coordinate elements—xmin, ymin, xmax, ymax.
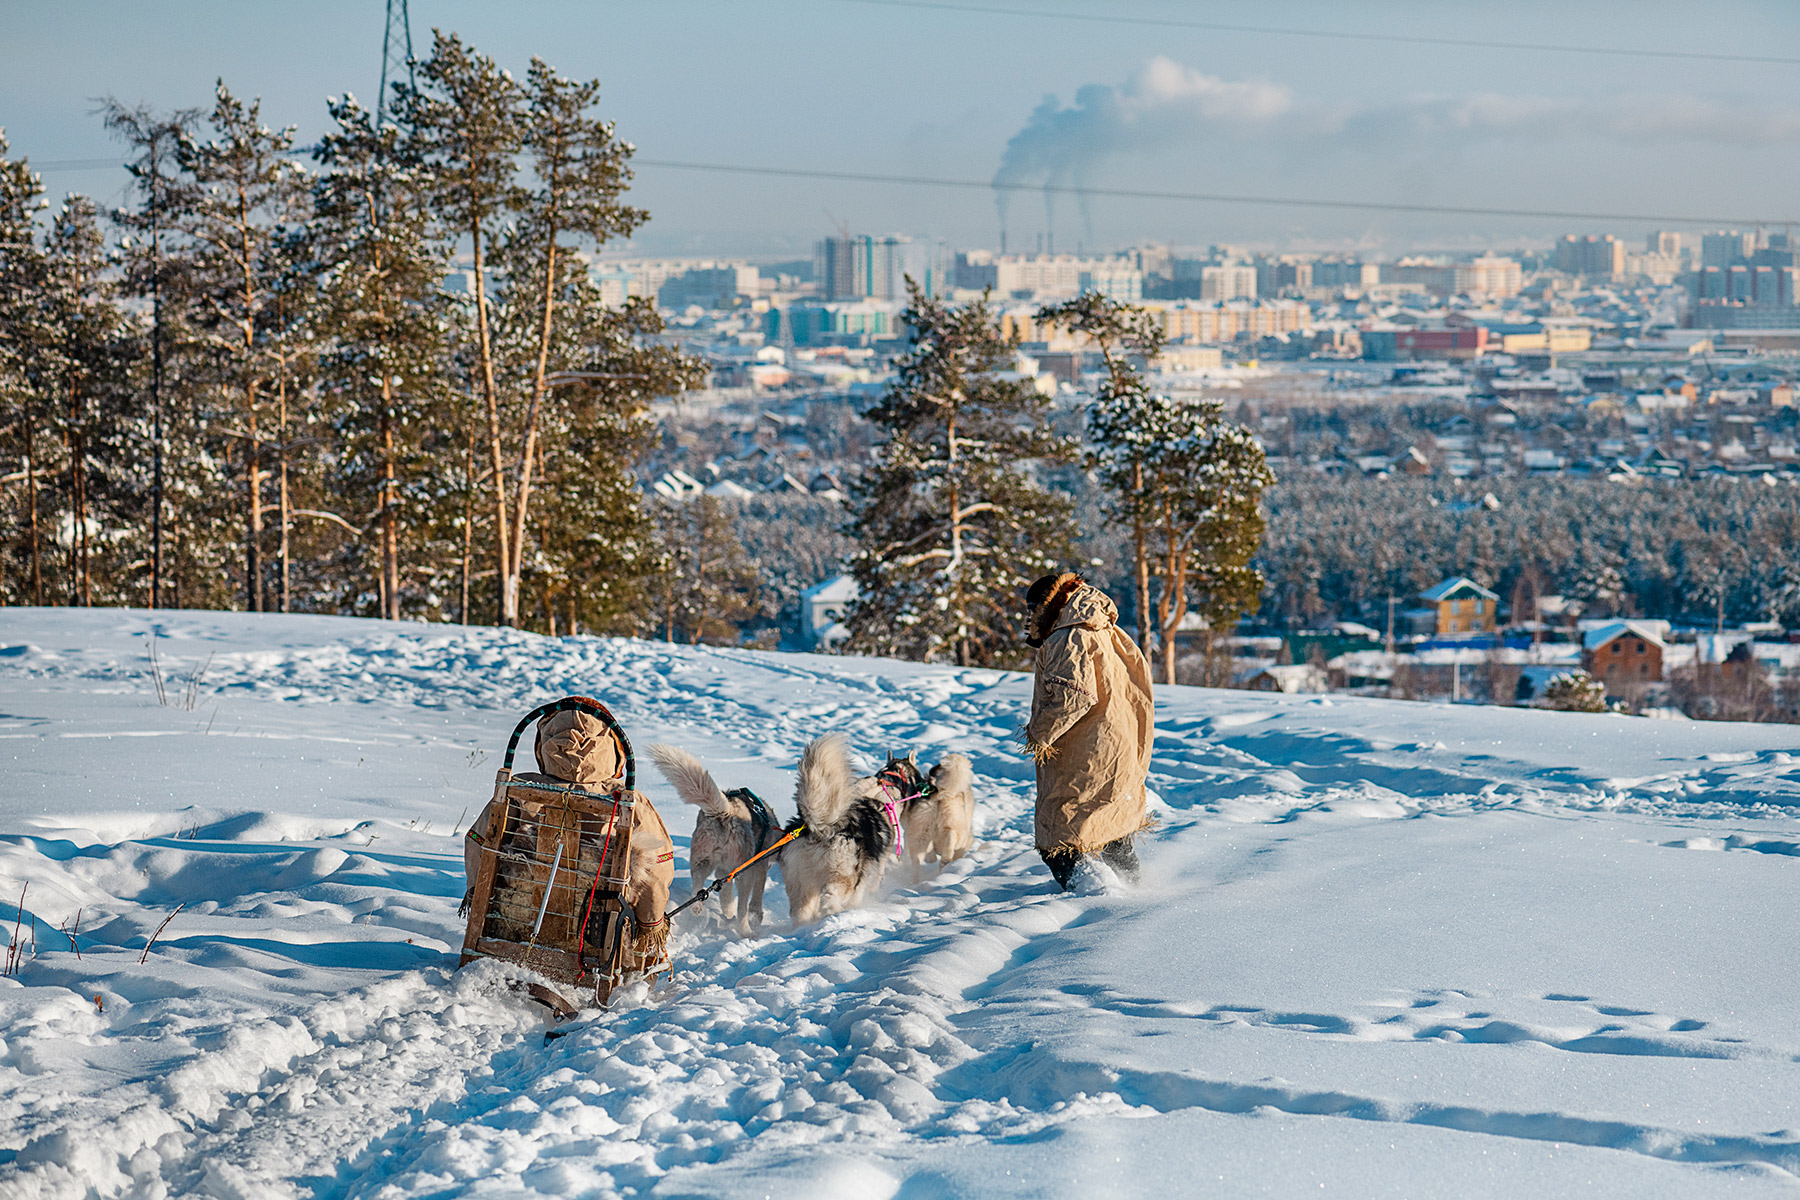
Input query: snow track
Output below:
<box><xmin>2</xmin><ymin>610</ymin><xmax>1800</xmax><ymax>1197</ymax></box>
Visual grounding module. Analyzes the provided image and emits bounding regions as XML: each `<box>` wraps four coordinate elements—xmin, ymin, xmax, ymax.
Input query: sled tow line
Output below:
<box><xmin>666</xmin><ymin>824</ymin><xmax>804</xmax><ymax>921</ymax></box>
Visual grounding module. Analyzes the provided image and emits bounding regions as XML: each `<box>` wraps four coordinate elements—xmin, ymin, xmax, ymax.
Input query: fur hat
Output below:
<box><xmin>1025</xmin><ymin>571</ymin><xmax>1085</xmax><ymax>647</ymax></box>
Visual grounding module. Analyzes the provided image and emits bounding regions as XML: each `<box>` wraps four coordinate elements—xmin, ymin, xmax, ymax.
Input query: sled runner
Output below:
<box><xmin>459</xmin><ymin>696</ymin><xmax>669</xmax><ymax>1004</ymax></box>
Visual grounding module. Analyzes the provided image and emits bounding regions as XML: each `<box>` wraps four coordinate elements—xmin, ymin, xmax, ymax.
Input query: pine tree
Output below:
<box><xmin>523</xmin><ymin>293</ymin><xmax>705</xmax><ymax>634</ymax></box>
<box><xmin>1039</xmin><ymin>292</ymin><xmax>1275</xmax><ymax>684</ymax></box>
<box><xmin>1541</xmin><ymin>669</ymin><xmax>1609</xmax><ymax>713</ymax></box>
<box><xmin>0</xmin><ymin>136</ymin><xmax>52</xmax><ymax>604</ymax></box>
<box><xmin>1035</xmin><ymin>292</ymin><xmax>1164</xmax><ymax>655</ymax></box>
<box><xmin>103</xmin><ymin>102</ymin><xmax>199</xmax><ymax>609</ymax></box>
<box><xmin>491</xmin><ymin>56</ymin><xmax>648</xmax><ymax>628</ymax></box>
<box><xmin>1162</xmin><ymin>416</ymin><xmax>1275</xmax><ymax>685</ymax></box>
<box><xmin>169</xmin><ymin>82</ymin><xmax>313</xmax><ymax>611</ymax></box>
<box><xmin>311</xmin><ymin>93</ymin><xmax>456</xmax><ymax>619</ymax></box>
<box><xmin>394</xmin><ymin>32</ymin><xmax>525</xmax><ymax>624</ymax></box>
<box><xmin>38</xmin><ymin>197</ymin><xmax>142</xmax><ymax>607</ymax></box>
<box><xmin>652</xmin><ymin>494</ymin><xmax>760</xmax><ymax>644</ymax></box>
<box><xmin>846</xmin><ymin>284</ymin><xmax>1077</xmax><ymax>666</ymax></box>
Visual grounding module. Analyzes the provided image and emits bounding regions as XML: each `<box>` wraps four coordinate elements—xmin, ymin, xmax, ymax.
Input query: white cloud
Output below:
<box><xmin>992</xmin><ymin>58</ymin><xmax>1800</xmax><ymax>239</ymax></box>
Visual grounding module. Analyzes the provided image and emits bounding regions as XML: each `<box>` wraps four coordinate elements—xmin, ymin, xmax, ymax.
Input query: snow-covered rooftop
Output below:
<box><xmin>1420</xmin><ymin>575</ymin><xmax>1499</xmax><ymax>602</ymax></box>
<box><xmin>1583</xmin><ymin>619</ymin><xmax>1670</xmax><ymax>651</ymax></box>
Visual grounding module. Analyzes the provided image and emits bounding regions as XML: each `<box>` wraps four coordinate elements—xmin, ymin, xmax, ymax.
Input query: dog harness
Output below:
<box><xmin>874</xmin><ymin>762</ymin><xmax>936</xmax><ymax>860</ymax></box>
<box><xmin>726</xmin><ymin>786</ymin><xmax>778</xmax><ymax>854</ymax></box>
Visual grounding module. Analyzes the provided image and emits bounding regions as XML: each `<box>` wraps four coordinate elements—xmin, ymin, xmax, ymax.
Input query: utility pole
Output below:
<box><xmin>376</xmin><ymin>0</ymin><xmax>414</xmax><ymax>131</ymax></box>
<box><xmin>1385</xmin><ymin>594</ymin><xmax>1397</xmax><ymax>656</ymax></box>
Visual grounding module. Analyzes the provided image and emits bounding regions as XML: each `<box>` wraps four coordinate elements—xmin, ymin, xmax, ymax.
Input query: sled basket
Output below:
<box><xmin>459</xmin><ymin>696</ymin><xmax>663</xmax><ymax>1004</ymax></box>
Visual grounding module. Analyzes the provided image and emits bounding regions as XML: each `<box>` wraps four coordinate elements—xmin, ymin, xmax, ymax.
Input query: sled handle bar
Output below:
<box><xmin>502</xmin><ymin>695</ymin><xmax>636</xmax><ymax>793</ymax></box>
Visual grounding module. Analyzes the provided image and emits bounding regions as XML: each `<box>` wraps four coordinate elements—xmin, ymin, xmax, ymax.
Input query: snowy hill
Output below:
<box><xmin>2</xmin><ymin>609</ymin><xmax>1799</xmax><ymax>1199</ymax></box>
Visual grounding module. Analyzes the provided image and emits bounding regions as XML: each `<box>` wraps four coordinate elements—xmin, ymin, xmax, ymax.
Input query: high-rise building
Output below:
<box><xmin>819</xmin><ymin>235</ymin><xmax>947</xmax><ymax>301</ymax></box>
<box><xmin>1701</xmin><ymin>231</ymin><xmax>1755</xmax><ymax>269</ymax></box>
<box><xmin>1555</xmin><ymin>235</ymin><xmax>1624</xmax><ymax>279</ymax></box>
<box><xmin>1200</xmin><ymin>264</ymin><xmax>1257</xmax><ymax>302</ymax></box>
<box><xmin>987</xmin><ymin>253</ymin><xmax>1143</xmax><ymax>300</ymax></box>
<box><xmin>1452</xmin><ymin>256</ymin><xmax>1523</xmax><ymax>298</ymax></box>
<box><xmin>1646</xmin><ymin>231</ymin><xmax>1682</xmax><ymax>257</ymax></box>
<box><xmin>1311</xmin><ymin>259</ymin><xmax>1379</xmax><ymax>290</ymax></box>
<box><xmin>1254</xmin><ymin>256</ymin><xmax>1313</xmax><ymax>296</ymax></box>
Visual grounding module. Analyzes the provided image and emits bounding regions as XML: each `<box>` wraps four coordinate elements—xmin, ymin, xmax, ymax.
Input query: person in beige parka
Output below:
<box><xmin>1021</xmin><ymin>572</ymin><xmax>1155</xmax><ymax>889</ymax></box>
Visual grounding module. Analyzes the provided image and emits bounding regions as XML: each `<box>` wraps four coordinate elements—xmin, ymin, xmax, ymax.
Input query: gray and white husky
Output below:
<box><xmin>647</xmin><ymin>743</ymin><xmax>782</xmax><ymax>936</ymax></box>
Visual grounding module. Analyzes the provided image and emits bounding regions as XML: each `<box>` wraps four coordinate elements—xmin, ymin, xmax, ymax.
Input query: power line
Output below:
<box><xmin>634</xmin><ymin>157</ymin><xmax>1790</xmax><ymax>227</ymax></box>
<box><xmin>35</xmin><ymin>151</ymin><xmax>1791</xmax><ymax>226</ymax></box>
<box><xmin>36</xmin><ymin>146</ymin><xmax>320</xmax><ymax>173</ymax></box>
<box><xmin>840</xmin><ymin>0</ymin><xmax>1800</xmax><ymax>67</ymax></box>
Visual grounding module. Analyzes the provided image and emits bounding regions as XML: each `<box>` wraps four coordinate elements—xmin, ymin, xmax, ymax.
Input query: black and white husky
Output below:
<box><xmin>646</xmin><ymin>743</ymin><xmax>782</xmax><ymax>936</ymax></box>
<box><xmin>784</xmin><ymin>736</ymin><xmax>977</xmax><ymax>924</ymax></box>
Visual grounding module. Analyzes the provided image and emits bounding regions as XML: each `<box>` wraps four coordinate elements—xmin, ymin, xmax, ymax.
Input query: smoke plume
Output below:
<box><xmin>992</xmin><ymin>58</ymin><xmax>1800</xmax><ymax>247</ymax></box>
<box><xmin>992</xmin><ymin>57</ymin><xmax>1291</xmax><ymax>248</ymax></box>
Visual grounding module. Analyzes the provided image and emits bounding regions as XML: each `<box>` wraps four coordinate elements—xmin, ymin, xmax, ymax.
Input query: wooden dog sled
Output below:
<box><xmin>459</xmin><ymin>696</ymin><xmax>668</xmax><ymax>1005</ymax></box>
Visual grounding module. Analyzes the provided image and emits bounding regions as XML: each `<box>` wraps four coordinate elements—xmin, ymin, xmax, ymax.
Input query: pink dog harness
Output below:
<box><xmin>874</xmin><ymin>763</ymin><xmax>935</xmax><ymax>859</ymax></box>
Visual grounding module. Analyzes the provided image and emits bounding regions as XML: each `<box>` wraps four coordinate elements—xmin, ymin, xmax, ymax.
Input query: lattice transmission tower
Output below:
<box><xmin>376</xmin><ymin>0</ymin><xmax>415</xmax><ymax>128</ymax></box>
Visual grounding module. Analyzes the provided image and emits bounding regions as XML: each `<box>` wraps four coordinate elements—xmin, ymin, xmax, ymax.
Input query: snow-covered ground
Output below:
<box><xmin>2</xmin><ymin>609</ymin><xmax>1799</xmax><ymax>1199</ymax></box>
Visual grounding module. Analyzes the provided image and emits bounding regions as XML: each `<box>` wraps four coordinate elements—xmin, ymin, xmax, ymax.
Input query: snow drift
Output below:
<box><xmin>1</xmin><ymin>608</ymin><xmax>1799</xmax><ymax>1198</ymax></box>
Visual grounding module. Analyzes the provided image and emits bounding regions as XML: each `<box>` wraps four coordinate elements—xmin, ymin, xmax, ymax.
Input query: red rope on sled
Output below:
<box><xmin>577</xmin><ymin>789</ymin><xmax>622</xmax><ymax>966</ymax></box>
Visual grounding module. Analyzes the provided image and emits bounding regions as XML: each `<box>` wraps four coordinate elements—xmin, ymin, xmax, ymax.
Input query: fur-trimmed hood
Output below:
<box><xmin>1031</xmin><ymin>576</ymin><xmax>1118</xmax><ymax>646</ymax></box>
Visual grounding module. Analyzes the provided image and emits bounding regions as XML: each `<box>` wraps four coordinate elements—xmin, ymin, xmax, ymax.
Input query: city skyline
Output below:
<box><xmin>7</xmin><ymin>0</ymin><xmax>1800</xmax><ymax>255</ymax></box>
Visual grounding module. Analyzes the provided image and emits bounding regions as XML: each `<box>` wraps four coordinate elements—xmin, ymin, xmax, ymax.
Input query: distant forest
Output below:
<box><xmin>1253</xmin><ymin>475</ymin><xmax>1800</xmax><ymax>632</ymax></box>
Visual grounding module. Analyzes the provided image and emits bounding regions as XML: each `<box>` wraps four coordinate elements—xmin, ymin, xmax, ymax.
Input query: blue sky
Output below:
<box><xmin>6</xmin><ymin>0</ymin><xmax>1800</xmax><ymax>257</ymax></box>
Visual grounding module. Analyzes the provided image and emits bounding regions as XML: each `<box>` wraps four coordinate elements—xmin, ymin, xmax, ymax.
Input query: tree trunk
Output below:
<box><xmin>277</xmin><ymin>368</ymin><xmax>291</xmax><ymax>614</ymax></box>
<box><xmin>149</xmin><ymin>159</ymin><xmax>165</xmax><ymax>610</ymax></box>
<box><xmin>945</xmin><ymin>411</ymin><xmax>967</xmax><ymax>667</ymax></box>
<box><xmin>379</xmin><ymin>395</ymin><xmax>400</xmax><ymax>621</ymax></box>
<box><xmin>26</xmin><ymin>410</ymin><xmax>41</xmax><ymax>606</ymax></box>
<box><xmin>468</xmin><ymin>224</ymin><xmax>512</xmax><ymax>626</ymax></box>
<box><xmin>1158</xmin><ymin>498</ymin><xmax>1190</xmax><ymax>686</ymax></box>
<box><xmin>66</xmin><ymin>379</ymin><xmax>87</xmax><ymax>606</ymax></box>
<box><xmin>170</xmin><ymin>489</ymin><xmax>183</xmax><ymax>608</ymax></box>
<box><xmin>459</xmin><ymin>418</ymin><xmax>475</xmax><ymax>624</ymax></box>
<box><xmin>245</xmin><ymin>405</ymin><xmax>263</xmax><ymax>612</ymax></box>
<box><xmin>238</xmin><ymin>183</ymin><xmax>263</xmax><ymax>614</ymax></box>
<box><xmin>506</xmin><ymin>233</ymin><xmax>560</xmax><ymax>625</ymax></box>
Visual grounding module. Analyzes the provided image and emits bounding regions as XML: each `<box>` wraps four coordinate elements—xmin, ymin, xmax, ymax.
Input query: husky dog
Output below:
<box><xmin>646</xmin><ymin>743</ymin><xmax>782</xmax><ymax>935</ymax></box>
<box><xmin>901</xmin><ymin>753</ymin><xmax>976</xmax><ymax>882</ymax></box>
<box><xmin>782</xmin><ymin>733</ymin><xmax>915</xmax><ymax>926</ymax></box>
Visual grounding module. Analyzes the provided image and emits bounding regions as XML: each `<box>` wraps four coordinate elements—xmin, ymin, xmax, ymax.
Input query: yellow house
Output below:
<box><xmin>1418</xmin><ymin>577</ymin><xmax>1499</xmax><ymax>637</ymax></box>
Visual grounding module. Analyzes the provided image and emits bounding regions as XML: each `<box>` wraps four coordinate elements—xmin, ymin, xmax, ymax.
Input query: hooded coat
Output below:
<box><xmin>465</xmin><ymin>710</ymin><xmax>674</xmax><ymax>959</ymax></box>
<box><xmin>1023</xmin><ymin>578</ymin><xmax>1155</xmax><ymax>856</ymax></box>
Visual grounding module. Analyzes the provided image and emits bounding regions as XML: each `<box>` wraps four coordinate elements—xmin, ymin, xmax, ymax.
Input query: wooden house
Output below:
<box><xmin>1581</xmin><ymin>621</ymin><xmax>1665</xmax><ymax>686</ymax></box>
<box><xmin>1417</xmin><ymin>577</ymin><xmax>1499</xmax><ymax>637</ymax></box>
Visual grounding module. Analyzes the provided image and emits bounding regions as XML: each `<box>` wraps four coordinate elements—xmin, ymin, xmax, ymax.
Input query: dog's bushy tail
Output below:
<box><xmin>929</xmin><ymin>752</ymin><xmax>974</xmax><ymax>799</ymax></box>
<box><xmin>646</xmin><ymin>743</ymin><xmax>742</xmax><ymax>819</ymax></box>
<box><xmin>794</xmin><ymin>733</ymin><xmax>859</xmax><ymax>832</ymax></box>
